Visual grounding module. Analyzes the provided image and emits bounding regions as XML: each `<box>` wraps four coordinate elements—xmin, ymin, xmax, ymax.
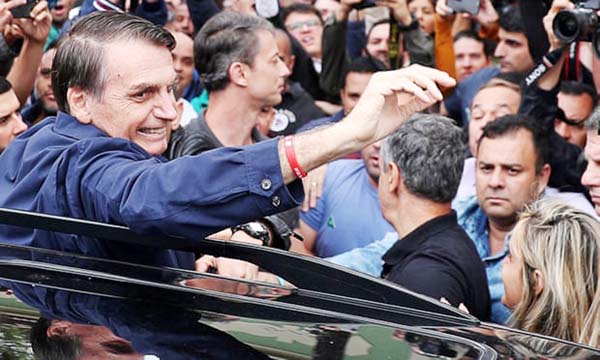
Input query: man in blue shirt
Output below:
<box><xmin>296</xmin><ymin>141</ymin><xmax>395</xmax><ymax>257</ymax></box>
<box><xmin>330</xmin><ymin>115</ymin><xmax>552</xmax><ymax>324</ymax></box>
<box><xmin>0</xmin><ymin>11</ymin><xmax>454</xmax><ymax>270</ymax></box>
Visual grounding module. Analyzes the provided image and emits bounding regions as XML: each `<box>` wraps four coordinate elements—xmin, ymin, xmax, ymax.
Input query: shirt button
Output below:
<box><xmin>272</xmin><ymin>196</ymin><xmax>281</xmax><ymax>207</ymax></box>
<box><xmin>261</xmin><ymin>179</ymin><xmax>272</xmax><ymax>191</ymax></box>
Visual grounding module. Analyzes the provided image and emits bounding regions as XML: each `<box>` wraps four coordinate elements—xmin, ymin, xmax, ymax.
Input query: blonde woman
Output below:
<box><xmin>502</xmin><ymin>200</ymin><xmax>600</xmax><ymax>347</ymax></box>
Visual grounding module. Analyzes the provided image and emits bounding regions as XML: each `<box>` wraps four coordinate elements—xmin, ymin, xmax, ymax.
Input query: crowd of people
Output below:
<box><xmin>1</xmin><ymin>0</ymin><xmax>600</xmax><ymax>353</ymax></box>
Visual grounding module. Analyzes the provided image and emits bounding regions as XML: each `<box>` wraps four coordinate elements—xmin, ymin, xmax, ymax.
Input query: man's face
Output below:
<box><xmin>171</xmin><ymin>31</ymin><xmax>194</xmax><ymax>99</ymax></box>
<box><xmin>78</xmin><ymin>40</ymin><xmax>178</xmax><ymax>156</ymax></box>
<box><xmin>468</xmin><ymin>85</ymin><xmax>521</xmax><ymax>154</ymax></box>
<box><xmin>171</xmin><ymin>3</ymin><xmax>194</xmax><ymax>37</ymax></box>
<box><xmin>554</xmin><ymin>92</ymin><xmax>594</xmax><ymax>148</ymax></box>
<box><xmin>365</xmin><ymin>22</ymin><xmax>390</xmax><ymax>66</ymax></box>
<box><xmin>51</xmin><ymin>0</ymin><xmax>73</xmax><ymax>25</ymax></box>
<box><xmin>0</xmin><ymin>89</ymin><xmax>28</xmax><ymax>152</ymax></box>
<box><xmin>476</xmin><ymin>129</ymin><xmax>548</xmax><ymax>224</ymax></box>
<box><xmin>274</xmin><ymin>32</ymin><xmax>295</xmax><ymax>79</ymax></box>
<box><xmin>340</xmin><ymin>71</ymin><xmax>371</xmax><ymax>115</ymax></box>
<box><xmin>284</xmin><ymin>12</ymin><xmax>323</xmax><ymax>59</ymax></box>
<box><xmin>581</xmin><ymin>130</ymin><xmax>600</xmax><ymax>215</ymax></box>
<box><xmin>454</xmin><ymin>37</ymin><xmax>489</xmax><ymax>82</ymax></box>
<box><xmin>35</xmin><ymin>48</ymin><xmax>58</xmax><ymax>115</ymax></box>
<box><xmin>494</xmin><ymin>28</ymin><xmax>534</xmax><ymax>73</ymax></box>
<box><xmin>408</xmin><ymin>0</ymin><xmax>434</xmax><ymax>35</ymax></box>
<box><xmin>244</xmin><ymin>31</ymin><xmax>290</xmax><ymax>107</ymax></box>
<box><xmin>361</xmin><ymin>140</ymin><xmax>382</xmax><ymax>184</ymax></box>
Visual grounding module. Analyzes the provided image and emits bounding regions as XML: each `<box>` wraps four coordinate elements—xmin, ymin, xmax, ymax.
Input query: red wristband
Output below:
<box><xmin>283</xmin><ymin>135</ymin><xmax>307</xmax><ymax>178</ymax></box>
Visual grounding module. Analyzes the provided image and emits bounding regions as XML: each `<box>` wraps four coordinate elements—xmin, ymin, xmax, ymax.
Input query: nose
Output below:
<box><xmin>494</xmin><ymin>42</ymin><xmax>506</xmax><ymax>58</ymax></box>
<box><xmin>278</xmin><ymin>58</ymin><xmax>291</xmax><ymax>78</ymax></box>
<box><xmin>581</xmin><ymin>161</ymin><xmax>600</xmax><ymax>188</ymax></box>
<box><xmin>488</xmin><ymin>168</ymin><xmax>505</xmax><ymax>189</ymax></box>
<box><xmin>154</xmin><ymin>91</ymin><xmax>178</xmax><ymax>121</ymax></box>
<box><xmin>554</xmin><ymin>120</ymin><xmax>571</xmax><ymax>140</ymax></box>
<box><xmin>12</xmin><ymin>114</ymin><xmax>28</xmax><ymax>136</ymax></box>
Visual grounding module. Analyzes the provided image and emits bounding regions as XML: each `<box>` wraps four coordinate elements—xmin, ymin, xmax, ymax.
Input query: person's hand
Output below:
<box><xmin>336</xmin><ymin>0</ymin><xmax>361</xmax><ymax>21</ymax></box>
<box><xmin>301</xmin><ymin>163</ymin><xmax>327</xmax><ymax>212</ymax></box>
<box><xmin>0</xmin><ymin>0</ymin><xmax>26</xmax><ymax>31</ymax></box>
<box><xmin>435</xmin><ymin>0</ymin><xmax>454</xmax><ymax>19</ymax></box>
<box><xmin>543</xmin><ymin>0</ymin><xmax>575</xmax><ymax>51</ymax></box>
<box><xmin>195</xmin><ymin>255</ymin><xmax>261</xmax><ymax>280</ymax></box>
<box><xmin>344</xmin><ymin>65</ymin><xmax>455</xmax><ymax>145</ymax></box>
<box><xmin>440</xmin><ymin>297</ymin><xmax>470</xmax><ymax>314</ymax></box>
<box><xmin>472</xmin><ymin>0</ymin><xmax>498</xmax><ymax>28</ymax></box>
<box><xmin>380</xmin><ymin>0</ymin><xmax>412</xmax><ymax>26</ymax></box>
<box><xmin>12</xmin><ymin>0</ymin><xmax>51</xmax><ymax>44</ymax></box>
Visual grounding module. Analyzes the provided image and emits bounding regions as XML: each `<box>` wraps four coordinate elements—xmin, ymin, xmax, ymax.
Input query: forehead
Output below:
<box><xmin>408</xmin><ymin>0</ymin><xmax>433</xmax><ymax>8</ymax></box>
<box><xmin>585</xmin><ymin>131</ymin><xmax>600</xmax><ymax>160</ymax></box>
<box><xmin>345</xmin><ymin>71</ymin><xmax>371</xmax><ymax>90</ymax></box>
<box><xmin>558</xmin><ymin>92</ymin><xmax>593</xmax><ymax>110</ymax></box>
<box><xmin>478</xmin><ymin>129</ymin><xmax>536</xmax><ymax>166</ymax></box>
<box><xmin>0</xmin><ymin>89</ymin><xmax>20</xmax><ymax>116</ymax></box>
<box><xmin>454</xmin><ymin>37</ymin><xmax>484</xmax><ymax>53</ymax></box>
<box><xmin>472</xmin><ymin>86</ymin><xmax>521</xmax><ymax>108</ymax></box>
<box><xmin>368</xmin><ymin>23</ymin><xmax>389</xmax><ymax>40</ymax></box>
<box><xmin>102</xmin><ymin>40</ymin><xmax>176</xmax><ymax>85</ymax></box>
<box><xmin>498</xmin><ymin>28</ymin><xmax>527</xmax><ymax>44</ymax></box>
<box><xmin>39</xmin><ymin>49</ymin><xmax>56</xmax><ymax>70</ymax></box>
<box><xmin>172</xmin><ymin>32</ymin><xmax>193</xmax><ymax>55</ymax></box>
<box><xmin>285</xmin><ymin>11</ymin><xmax>320</xmax><ymax>24</ymax></box>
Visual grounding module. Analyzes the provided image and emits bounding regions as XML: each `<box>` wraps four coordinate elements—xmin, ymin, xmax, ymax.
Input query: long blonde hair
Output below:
<box><xmin>508</xmin><ymin>200</ymin><xmax>600</xmax><ymax>347</ymax></box>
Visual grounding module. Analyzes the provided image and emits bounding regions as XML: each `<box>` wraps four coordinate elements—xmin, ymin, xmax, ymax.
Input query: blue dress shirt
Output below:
<box><xmin>0</xmin><ymin>112</ymin><xmax>302</xmax><ymax>269</ymax></box>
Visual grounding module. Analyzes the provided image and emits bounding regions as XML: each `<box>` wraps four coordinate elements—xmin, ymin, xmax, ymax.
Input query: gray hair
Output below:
<box><xmin>52</xmin><ymin>12</ymin><xmax>175</xmax><ymax>113</ymax></box>
<box><xmin>194</xmin><ymin>12</ymin><xmax>274</xmax><ymax>92</ymax></box>
<box><xmin>380</xmin><ymin>114</ymin><xmax>466</xmax><ymax>203</ymax></box>
<box><xmin>585</xmin><ymin>105</ymin><xmax>600</xmax><ymax>132</ymax></box>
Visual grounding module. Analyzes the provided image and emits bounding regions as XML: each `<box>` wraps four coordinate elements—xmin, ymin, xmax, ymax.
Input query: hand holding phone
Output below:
<box><xmin>447</xmin><ymin>0</ymin><xmax>480</xmax><ymax>15</ymax></box>
<box><xmin>10</xmin><ymin>0</ymin><xmax>38</xmax><ymax>18</ymax></box>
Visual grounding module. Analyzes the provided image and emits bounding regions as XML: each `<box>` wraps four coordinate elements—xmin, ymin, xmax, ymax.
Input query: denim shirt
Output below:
<box><xmin>453</xmin><ymin>196</ymin><xmax>511</xmax><ymax>324</ymax></box>
<box><xmin>327</xmin><ymin>196</ymin><xmax>512</xmax><ymax>324</ymax></box>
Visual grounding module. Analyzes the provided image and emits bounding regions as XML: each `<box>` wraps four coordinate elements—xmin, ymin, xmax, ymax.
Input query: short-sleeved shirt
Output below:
<box><xmin>299</xmin><ymin>159</ymin><xmax>394</xmax><ymax>257</ymax></box>
<box><xmin>382</xmin><ymin>212</ymin><xmax>491</xmax><ymax>321</ymax></box>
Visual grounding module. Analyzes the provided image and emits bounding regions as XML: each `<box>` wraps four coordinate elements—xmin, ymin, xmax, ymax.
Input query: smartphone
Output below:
<box><xmin>11</xmin><ymin>0</ymin><xmax>39</xmax><ymax>19</ymax></box>
<box><xmin>447</xmin><ymin>0</ymin><xmax>480</xmax><ymax>15</ymax></box>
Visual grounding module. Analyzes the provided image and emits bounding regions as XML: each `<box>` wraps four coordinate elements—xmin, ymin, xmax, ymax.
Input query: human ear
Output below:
<box><xmin>532</xmin><ymin>269</ymin><xmax>544</xmax><ymax>296</ymax></box>
<box><xmin>67</xmin><ymin>87</ymin><xmax>92</xmax><ymax>124</ymax></box>
<box><xmin>47</xmin><ymin>320</ymin><xmax>72</xmax><ymax>337</ymax></box>
<box><xmin>536</xmin><ymin>164</ymin><xmax>551</xmax><ymax>196</ymax></box>
<box><xmin>228</xmin><ymin>62</ymin><xmax>249</xmax><ymax>87</ymax></box>
<box><xmin>388</xmin><ymin>163</ymin><xmax>401</xmax><ymax>193</ymax></box>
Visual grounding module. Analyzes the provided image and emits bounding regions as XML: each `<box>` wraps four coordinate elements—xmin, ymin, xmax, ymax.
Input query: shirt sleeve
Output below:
<box><xmin>71</xmin><ymin>137</ymin><xmax>303</xmax><ymax>239</ymax></box>
<box><xmin>326</xmin><ymin>232</ymin><xmax>398</xmax><ymax>277</ymax></box>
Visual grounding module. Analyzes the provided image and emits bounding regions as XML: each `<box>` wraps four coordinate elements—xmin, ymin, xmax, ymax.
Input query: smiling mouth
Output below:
<box><xmin>137</xmin><ymin>127</ymin><xmax>167</xmax><ymax>138</ymax></box>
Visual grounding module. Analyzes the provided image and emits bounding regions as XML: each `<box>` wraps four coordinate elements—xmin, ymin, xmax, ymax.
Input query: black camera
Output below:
<box><xmin>553</xmin><ymin>0</ymin><xmax>600</xmax><ymax>56</ymax></box>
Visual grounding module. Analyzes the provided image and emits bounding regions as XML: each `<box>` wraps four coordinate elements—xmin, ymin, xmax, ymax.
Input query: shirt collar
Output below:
<box><xmin>382</xmin><ymin>211</ymin><xmax>458</xmax><ymax>267</ymax></box>
<box><xmin>54</xmin><ymin>111</ymin><xmax>109</xmax><ymax>140</ymax></box>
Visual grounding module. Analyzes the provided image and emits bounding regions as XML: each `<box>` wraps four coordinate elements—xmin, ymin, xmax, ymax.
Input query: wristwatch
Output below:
<box><xmin>231</xmin><ymin>222</ymin><xmax>270</xmax><ymax>246</ymax></box>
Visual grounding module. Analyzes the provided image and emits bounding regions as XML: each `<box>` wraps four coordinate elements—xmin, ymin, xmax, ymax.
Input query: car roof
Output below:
<box><xmin>0</xmin><ymin>207</ymin><xmax>599</xmax><ymax>359</ymax></box>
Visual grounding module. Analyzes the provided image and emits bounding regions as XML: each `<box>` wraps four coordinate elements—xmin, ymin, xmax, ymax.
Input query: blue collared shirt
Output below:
<box><xmin>328</xmin><ymin>195</ymin><xmax>511</xmax><ymax>324</ymax></box>
<box><xmin>0</xmin><ymin>112</ymin><xmax>302</xmax><ymax>269</ymax></box>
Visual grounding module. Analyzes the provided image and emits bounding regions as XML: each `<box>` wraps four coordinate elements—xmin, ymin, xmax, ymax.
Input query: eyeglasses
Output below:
<box><xmin>286</xmin><ymin>19</ymin><xmax>321</xmax><ymax>32</ymax></box>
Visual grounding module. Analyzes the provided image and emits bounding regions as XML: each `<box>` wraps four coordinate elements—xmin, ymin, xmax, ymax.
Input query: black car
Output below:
<box><xmin>0</xmin><ymin>207</ymin><xmax>599</xmax><ymax>359</ymax></box>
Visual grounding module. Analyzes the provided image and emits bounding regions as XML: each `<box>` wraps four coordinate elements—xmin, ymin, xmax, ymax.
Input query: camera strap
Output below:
<box><xmin>563</xmin><ymin>42</ymin><xmax>581</xmax><ymax>82</ymax></box>
<box><xmin>524</xmin><ymin>47</ymin><xmax>566</xmax><ymax>87</ymax></box>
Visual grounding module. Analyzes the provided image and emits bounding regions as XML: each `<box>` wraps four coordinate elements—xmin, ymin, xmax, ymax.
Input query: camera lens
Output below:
<box><xmin>554</xmin><ymin>10</ymin><xmax>581</xmax><ymax>43</ymax></box>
